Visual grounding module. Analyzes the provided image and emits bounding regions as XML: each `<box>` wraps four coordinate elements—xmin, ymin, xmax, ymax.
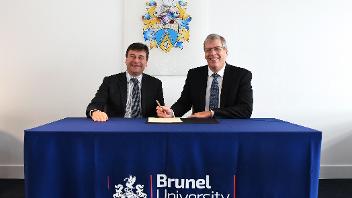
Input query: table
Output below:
<box><xmin>24</xmin><ymin>118</ymin><xmax>321</xmax><ymax>198</ymax></box>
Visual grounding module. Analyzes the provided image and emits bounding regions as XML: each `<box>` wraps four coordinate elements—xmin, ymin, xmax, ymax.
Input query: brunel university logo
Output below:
<box><xmin>113</xmin><ymin>175</ymin><xmax>147</xmax><ymax>198</ymax></box>
<box><xmin>112</xmin><ymin>174</ymin><xmax>236</xmax><ymax>198</ymax></box>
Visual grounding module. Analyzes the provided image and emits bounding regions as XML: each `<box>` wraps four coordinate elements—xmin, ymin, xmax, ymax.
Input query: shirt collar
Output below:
<box><xmin>126</xmin><ymin>72</ymin><xmax>143</xmax><ymax>83</ymax></box>
<box><xmin>208</xmin><ymin>64</ymin><xmax>226</xmax><ymax>77</ymax></box>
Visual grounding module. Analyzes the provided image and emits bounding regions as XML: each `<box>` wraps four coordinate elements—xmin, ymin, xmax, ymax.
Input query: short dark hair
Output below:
<box><xmin>125</xmin><ymin>43</ymin><xmax>149</xmax><ymax>60</ymax></box>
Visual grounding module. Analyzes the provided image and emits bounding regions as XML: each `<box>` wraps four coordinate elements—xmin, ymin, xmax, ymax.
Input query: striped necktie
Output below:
<box><xmin>209</xmin><ymin>73</ymin><xmax>220</xmax><ymax>110</ymax></box>
<box><xmin>130</xmin><ymin>78</ymin><xmax>141</xmax><ymax>118</ymax></box>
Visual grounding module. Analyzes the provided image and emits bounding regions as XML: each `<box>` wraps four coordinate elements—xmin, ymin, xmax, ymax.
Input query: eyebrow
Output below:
<box><xmin>205</xmin><ymin>46</ymin><xmax>222</xmax><ymax>48</ymax></box>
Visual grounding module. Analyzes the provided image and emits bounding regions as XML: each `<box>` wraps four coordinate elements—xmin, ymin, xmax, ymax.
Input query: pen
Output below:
<box><xmin>156</xmin><ymin>100</ymin><xmax>162</xmax><ymax>109</ymax></box>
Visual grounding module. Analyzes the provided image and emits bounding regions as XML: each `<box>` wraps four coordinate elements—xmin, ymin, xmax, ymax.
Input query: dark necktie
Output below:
<box><xmin>209</xmin><ymin>73</ymin><xmax>220</xmax><ymax>110</ymax></box>
<box><xmin>130</xmin><ymin>78</ymin><xmax>141</xmax><ymax>118</ymax></box>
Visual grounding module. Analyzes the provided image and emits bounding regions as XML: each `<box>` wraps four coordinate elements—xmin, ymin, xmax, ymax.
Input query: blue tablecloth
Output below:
<box><xmin>24</xmin><ymin>118</ymin><xmax>321</xmax><ymax>198</ymax></box>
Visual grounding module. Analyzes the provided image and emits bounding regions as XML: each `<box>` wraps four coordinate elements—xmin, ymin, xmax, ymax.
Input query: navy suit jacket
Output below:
<box><xmin>171</xmin><ymin>64</ymin><xmax>253</xmax><ymax>118</ymax></box>
<box><xmin>86</xmin><ymin>72</ymin><xmax>164</xmax><ymax>118</ymax></box>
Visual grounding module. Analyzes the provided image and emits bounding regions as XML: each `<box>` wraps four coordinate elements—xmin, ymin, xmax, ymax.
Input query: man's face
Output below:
<box><xmin>125</xmin><ymin>50</ymin><xmax>148</xmax><ymax>76</ymax></box>
<box><xmin>204</xmin><ymin>39</ymin><xmax>228</xmax><ymax>73</ymax></box>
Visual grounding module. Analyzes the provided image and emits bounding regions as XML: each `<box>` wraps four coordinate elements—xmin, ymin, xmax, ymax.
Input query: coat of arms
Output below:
<box><xmin>142</xmin><ymin>0</ymin><xmax>192</xmax><ymax>52</ymax></box>
<box><xmin>113</xmin><ymin>175</ymin><xmax>147</xmax><ymax>198</ymax></box>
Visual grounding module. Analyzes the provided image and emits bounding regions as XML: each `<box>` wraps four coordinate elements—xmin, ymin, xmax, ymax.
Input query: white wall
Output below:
<box><xmin>0</xmin><ymin>0</ymin><xmax>351</xmax><ymax>178</ymax></box>
<box><xmin>0</xmin><ymin>0</ymin><xmax>123</xmax><ymax>178</ymax></box>
<box><xmin>210</xmin><ymin>0</ymin><xmax>352</xmax><ymax>178</ymax></box>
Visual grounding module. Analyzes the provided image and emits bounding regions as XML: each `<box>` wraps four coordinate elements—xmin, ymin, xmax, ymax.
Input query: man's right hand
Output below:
<box><xmin>91</xmin><ymin>110</ymin><xmax>109</xmax><ymax>122</ymax></box>
<box><xmin>156</xmin><ymin>106</ymin><xmax>173</xmax><ymax>118</ymax></box>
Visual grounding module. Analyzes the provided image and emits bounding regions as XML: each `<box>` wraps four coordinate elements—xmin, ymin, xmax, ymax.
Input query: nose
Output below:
<box><xmin>210</xmin><ymin>49</ymin><xmax>217</xmax><ymax>54</ymax></box>
<box><xmin>205</xmin><ymin>47</ymin><xmax>219</xmax><ymax>54</ymax></box>
<box><xmin>207</xmin><ymin>49</ymin><xmax>217</xmax><ymax>56</ymax></box>
<box><xmin>131</xmin><ymin>57</ymin><xmax>140</xmax><ymax>63</ymax></box>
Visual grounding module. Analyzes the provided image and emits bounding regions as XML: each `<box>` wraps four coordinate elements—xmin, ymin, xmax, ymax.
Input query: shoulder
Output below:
<box><xmin>225</xmin><ymin>64</ymin><xmax>252</xmax><ymax>76</ymax></box>
<box><xmin>188</xmin><ymin>65</ymin><xmax>208</xmax><ymax>75</ymax></box>
<box><xmin>102</xmin><ymin>73</ymin><xmax>126</xmax><ymax>83</ymax></box>
<box><xmin>189</xmin><ymin>65</ymin><xmax>208</xmax><ymax>72</ymax></box>
<box><xmin>142</xmin><ymin>73</ymin><xmax>162</xmax><ymax>84</ymax></box>
<box><xmin>109</xmin><ymin>72</ymin><xmax>126</xmax><ymax>78</ymax></box>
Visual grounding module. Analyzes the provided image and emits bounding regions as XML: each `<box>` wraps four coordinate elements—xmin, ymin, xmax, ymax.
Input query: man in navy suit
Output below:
<box><xmin>86</xmin><ymin>43</ymin><xmax>164</xmax><ymax>121</ymax></box>
<box><xmin>157</xmin><ymin>34</ymin><xmax>253</xmax><ymax>118</ymax></box>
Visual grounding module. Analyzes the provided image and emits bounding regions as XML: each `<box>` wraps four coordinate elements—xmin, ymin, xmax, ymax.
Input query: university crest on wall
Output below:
<box><xmin>142</xmin><ymin>0</ymin><xmax>192</xmax><ymax>53</ymax></box>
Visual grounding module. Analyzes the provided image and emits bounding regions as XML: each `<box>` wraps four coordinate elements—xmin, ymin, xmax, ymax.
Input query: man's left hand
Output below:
<box><xmin>188</xmin><ymin>111</ymin><xmax>213</xmax><ymax>118</ymax></box>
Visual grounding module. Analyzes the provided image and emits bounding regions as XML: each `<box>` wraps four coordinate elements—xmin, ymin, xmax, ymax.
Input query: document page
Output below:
<box><xmin>147</xmin><ymin>117</ymin><xmax>183</xmax><ymax>123</ymax></box>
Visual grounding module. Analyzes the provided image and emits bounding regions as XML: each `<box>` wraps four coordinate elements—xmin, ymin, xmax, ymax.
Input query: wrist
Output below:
<box><xmin>90</xmin><ymin>109</ymin><xmax>100</xmax><ymax>117</ymax></box>
<box><xmin>210</xmin><ymin>110</ymin><xmax>214</xmax><ymax>118</ymax></box>
<box><xmin>170</xmin><ymin>109</ymin><xmax>175</xmax><ymax>118</ymax></box>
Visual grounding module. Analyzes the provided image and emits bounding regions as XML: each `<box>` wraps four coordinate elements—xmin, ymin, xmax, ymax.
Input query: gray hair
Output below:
<box><xmin>203</xmin><ymin>34</ymin><xmax>227</xmax><ymax>50</ymax></box>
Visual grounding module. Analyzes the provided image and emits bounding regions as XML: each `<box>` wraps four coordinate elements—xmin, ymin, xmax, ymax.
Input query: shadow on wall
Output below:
<box><xmin>0</xmin><ymin>130</ymin><xmax>22</xmax><ymax>178</ymax></box>
<box><xmin>321</xmin><ymin>121</ymin><xmax>352</xmax><ymax>163</ymax></box>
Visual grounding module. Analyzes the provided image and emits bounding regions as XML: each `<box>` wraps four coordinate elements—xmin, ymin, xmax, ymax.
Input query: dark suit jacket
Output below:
<box><xmin>86</xmin><ymin>72</ymin><xmax>164</xmax><ymax>118</ymax></box>
<box><xmin>171</xmin><ymin>64</ymin><xmax>253</xmax><ymax>118</ymax></box>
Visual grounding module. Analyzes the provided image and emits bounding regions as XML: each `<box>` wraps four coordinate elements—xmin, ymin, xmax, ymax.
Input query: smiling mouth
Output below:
<box><xmin>208</xmin><ymin>58</ymin><xmax>219</xmax><ymax>61</ymax></box>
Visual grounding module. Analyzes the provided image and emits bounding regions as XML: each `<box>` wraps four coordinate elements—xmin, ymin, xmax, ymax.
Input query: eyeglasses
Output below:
<box><xmin>204</xmin><ymin>46</ymin><xmax>224</xmax><ymax>53</ymax></box>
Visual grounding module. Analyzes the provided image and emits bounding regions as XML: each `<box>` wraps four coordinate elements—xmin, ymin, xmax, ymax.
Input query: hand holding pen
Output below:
<box><xmin>156</xmin><ymin>100</ymin><xmax>173</xmax><ymax>118</ymax></box>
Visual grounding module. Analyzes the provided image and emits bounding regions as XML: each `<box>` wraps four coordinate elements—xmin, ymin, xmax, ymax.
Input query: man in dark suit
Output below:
<box><xmin>157</xmin><ymin>34</ymin><xmax>252</xmax><ymax>118</ymax></box>
<box><xmin>86</xmin><ymin>43</ymin><xmax>164</xmax><ymax>121</ymax></box>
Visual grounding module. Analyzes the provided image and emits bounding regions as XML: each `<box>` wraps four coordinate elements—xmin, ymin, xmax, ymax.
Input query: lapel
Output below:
<box><xmin>116</xmin><ymin>72</ymin><xmax>128</xmax><ymax>111</ymax></box>
<box><xmin>199</xmin><ymin>66</ymin><xmax>208</xmax><ymax>110</ymax></box>
<box><xmin>141</xmin><ymin>75</ymin><xmax>148</xmax><ymax>116</ymax></box>
<box><xmin>220</xmin><ymin>64</ymin><xmax>230</xmax><ymax>107</ymax></box>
